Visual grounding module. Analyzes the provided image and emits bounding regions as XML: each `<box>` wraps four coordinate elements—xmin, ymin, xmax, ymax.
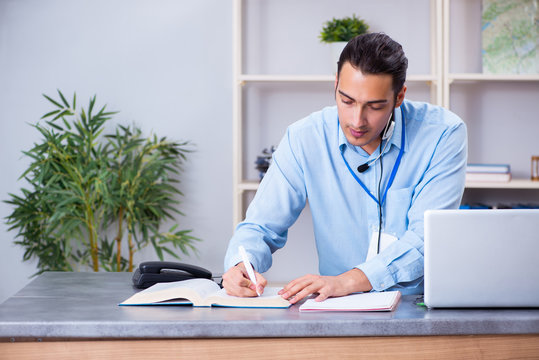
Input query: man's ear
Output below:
<box><xmin>395</xmin><ymin>85</ymin><xmax>407</xmax><ymax>107</ymax></box>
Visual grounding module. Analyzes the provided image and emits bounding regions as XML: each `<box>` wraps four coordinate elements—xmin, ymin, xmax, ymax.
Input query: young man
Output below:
<box><xmin>223</xmin><ymin>33</ymin><xmax>467</xmax><ymax>303</ymax></box>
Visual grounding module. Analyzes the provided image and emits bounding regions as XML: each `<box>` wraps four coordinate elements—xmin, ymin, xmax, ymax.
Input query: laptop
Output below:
<box><xmin>424</xmin><ymin>209</ymin><xmax>539</xmax><ymax>308</ymax></box>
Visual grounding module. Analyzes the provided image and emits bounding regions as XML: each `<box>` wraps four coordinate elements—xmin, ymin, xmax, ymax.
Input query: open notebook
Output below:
<box><xmin>299</xmin><ymin>291</ymin><xmax>401</xmax><ymax>312</ymax></box>
<box><xmin>119</xmin><ymin>278</ymin><xmax>291</xmax><ymax>308</ymax></box>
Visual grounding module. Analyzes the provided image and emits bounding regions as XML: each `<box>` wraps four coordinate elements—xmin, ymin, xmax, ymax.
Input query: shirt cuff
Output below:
<box><xmin>355</xmin><ymin>257</ymin><xmax>396</xmax><ymax>292</ymax></box>
<box><xmin>224</xmin><ymin>246</ymin><xmax>262</xmax><ymax>273</ymax></box>
<box><xmin>224</xmin><ymin>254</ymin><xmax>243</xmax><ymax>272</ymax></box>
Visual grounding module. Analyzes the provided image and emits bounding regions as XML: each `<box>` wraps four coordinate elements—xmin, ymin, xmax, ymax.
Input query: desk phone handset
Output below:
<box><xmin>132</xmin><ymin>261</ymin><xmax>212</xmax><ymax>289</ymax></box>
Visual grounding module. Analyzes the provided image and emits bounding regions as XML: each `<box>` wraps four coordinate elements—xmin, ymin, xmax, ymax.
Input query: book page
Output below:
<box><xmin>120</xmin><ymin>278</ymin><xmax>221</xmax><ymax>306</ymax></box>
<box><xmin>203</xmin><ymin>287</ymin><xmax>291</xmax><ymax>308</ymax></box>
<box><xmin>299</xmin><ymin>291</ymin><xmax>401</xmax><ymax>312</ymax></box>
<box><xmin>178</xmin><ymin>278</ymin><xmax>222</xmax><ymax>299</ymax></box>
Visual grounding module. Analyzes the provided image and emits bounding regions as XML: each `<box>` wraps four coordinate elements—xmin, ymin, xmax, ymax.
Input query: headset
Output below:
<box><xmin>356</xmin><ymin>112</ymin><xmax>395</xmax><ymax>173</ymax></box>
<box><xmin>372</xmin><ymin>111</ymin><xmax>394</xmax><ymax>254</ymax></box>
<box><xmin>340</xmin><ymin>107</ymin><xmax>405</xmax><ymax>256</ymax></box>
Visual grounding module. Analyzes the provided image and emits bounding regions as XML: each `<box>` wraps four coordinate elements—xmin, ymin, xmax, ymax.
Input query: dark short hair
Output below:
<box><xmin>337</xmin><ymin>32</ymin><xmax>408</xmax><ymax>95</ymax></box>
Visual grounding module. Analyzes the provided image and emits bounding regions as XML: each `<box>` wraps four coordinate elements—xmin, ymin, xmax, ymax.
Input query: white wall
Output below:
<box><xmin>0</xmin><ymin>0</ymin><xmax>234</xmax><ymax>303</ymax></box>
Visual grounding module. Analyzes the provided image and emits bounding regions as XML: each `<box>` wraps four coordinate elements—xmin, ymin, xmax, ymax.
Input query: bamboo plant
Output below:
<box><xmin>5</xmin><ymin>91</ymin><xmax>199</xmax><ymax>274</ymax></box>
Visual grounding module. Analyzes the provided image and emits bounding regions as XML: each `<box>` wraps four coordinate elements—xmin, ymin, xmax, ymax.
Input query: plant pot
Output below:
<box><xmin>329</xmin><ymin>41</ymin><xmax>347</xmax><ymax>74</ymax></box>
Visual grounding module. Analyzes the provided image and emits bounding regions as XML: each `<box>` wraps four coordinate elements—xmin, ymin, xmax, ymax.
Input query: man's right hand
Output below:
<box><xmin>222</xmin><ymin>263</ymin><xmax>267</xmax><ymax>297</ymax></box>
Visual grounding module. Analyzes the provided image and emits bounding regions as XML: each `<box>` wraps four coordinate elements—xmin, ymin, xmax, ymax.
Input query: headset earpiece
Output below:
<box><xmin>382</xmin><ymin>120</ymin><xmax>395</xmax><ymax>140</ymax></box>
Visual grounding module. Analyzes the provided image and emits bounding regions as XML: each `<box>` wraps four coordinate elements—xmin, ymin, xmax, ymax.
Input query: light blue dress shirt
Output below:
<box><xmin>225</xmin><ymin>100</ymin><xmax>467</xmax><ymax>294</ymax></box>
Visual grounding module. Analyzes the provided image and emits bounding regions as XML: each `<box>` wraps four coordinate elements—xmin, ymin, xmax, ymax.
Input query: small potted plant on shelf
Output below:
<box><xmin>319</xmin><ymin>14</ymin><xmax>369</xmax><ymax>72</ymax></box>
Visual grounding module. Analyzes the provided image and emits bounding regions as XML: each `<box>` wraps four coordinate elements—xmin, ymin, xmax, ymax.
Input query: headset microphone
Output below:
<box><xmin>357</xmin><ymin>163</ymin><xmax>370</xmax><ymax>173</ymax></box>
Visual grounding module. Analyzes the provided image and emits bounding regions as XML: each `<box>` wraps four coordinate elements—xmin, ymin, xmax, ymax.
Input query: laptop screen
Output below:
<box><xmin>424</xmin><ymin>209</ymin><xmax>539</xmax><ymax>308</ymax></box>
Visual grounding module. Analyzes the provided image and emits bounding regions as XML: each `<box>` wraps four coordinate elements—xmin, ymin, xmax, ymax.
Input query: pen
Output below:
<box><xmin>238</xmin><ymin>245</ymin><xmax>261</xmax><ymax>296</ymax></box>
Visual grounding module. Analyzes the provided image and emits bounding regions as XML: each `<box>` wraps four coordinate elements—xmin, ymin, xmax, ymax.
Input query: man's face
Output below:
<box><xmin>335</xmin><ymin>62</ymin><xmax>406</xmax><ymax>154</ymax></box>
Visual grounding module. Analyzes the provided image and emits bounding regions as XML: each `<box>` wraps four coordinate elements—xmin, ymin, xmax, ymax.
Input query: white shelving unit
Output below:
<box><xmin>232</xmin><ymin>0</ymin><xmax>539</xmax><ymax>227</ymax></box>
<box><xmin>442</xmin><ymin>0</ymin><xmax>539</xmax><ymax>198</ymax></box>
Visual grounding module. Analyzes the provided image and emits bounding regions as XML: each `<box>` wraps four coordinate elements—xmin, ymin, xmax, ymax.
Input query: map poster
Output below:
<box><xmin>482</xmin><ymin>0</ymin><xmax>538</xmax><ymax>74</ymax></box>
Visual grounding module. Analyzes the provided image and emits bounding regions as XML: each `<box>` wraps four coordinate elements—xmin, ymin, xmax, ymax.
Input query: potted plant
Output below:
<box><xmin>5</xmin><ymin>91</ymin><xmax>199</xmax><ymax>274</ymax></box>
<box><xmin>319</xmin><ymin>14</ymin><xmax>369</xmax><ymax>72</ymax></box>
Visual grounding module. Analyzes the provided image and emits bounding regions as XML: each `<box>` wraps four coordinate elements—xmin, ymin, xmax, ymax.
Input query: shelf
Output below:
<box><xmin>238</xmin><ymin>181</ymin><xmax>260</xmax><ymax>191</ymax></box>
<box><xmin>465</xmin><ymin>179</ymin><xmax>539</xmax><ymax>189</ymax></box>
<box><xmin>449</xmin><ymin>73</ymin><xmax>539</xmax><ymax>82</ymax></box>
<box><xmin>240</xmin><ymin>179</ymin><xmax>539</xmax><ymax>192</ymax></box>
<box><xmin>238</xmin><ymin>74</ymin><xmax>436</xmax><ymax>83</ymax></box>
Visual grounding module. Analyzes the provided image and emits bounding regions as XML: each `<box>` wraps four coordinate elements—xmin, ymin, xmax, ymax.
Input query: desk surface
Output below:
<box><xmin>1</xmin><ymin>272</ymin><xmax>539</xmax><ymax>340</ymax></box>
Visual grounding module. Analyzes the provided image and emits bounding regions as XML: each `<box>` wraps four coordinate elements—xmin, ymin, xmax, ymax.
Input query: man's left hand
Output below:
<box><xmin>278</xmin><ymin>268</ymin><xmax>373</xmax><ymax>304</ymax></box>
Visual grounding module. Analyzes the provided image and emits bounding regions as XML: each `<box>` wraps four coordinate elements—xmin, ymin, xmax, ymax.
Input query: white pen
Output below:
<box><xmin>238</xmin><ymin>245</ymin><xmax>261</xmax><ymax>296</ymax></box>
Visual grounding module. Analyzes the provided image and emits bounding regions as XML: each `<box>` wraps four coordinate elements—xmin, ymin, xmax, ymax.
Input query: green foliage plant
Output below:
<box><xmin>319</xmin><ymin>14</ymin><xmax>369</xmax><ymax>43</ymax></box>
<box><xmin>5</xmin><ymin>90</ymin><xmax>199</xmax><ymax>274</ymax></box>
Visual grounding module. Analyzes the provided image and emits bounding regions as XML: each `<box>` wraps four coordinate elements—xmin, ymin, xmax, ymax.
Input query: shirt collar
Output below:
<box><xmin>338</xmin><ymin>105</ymin><xmax>406</xmax><ymax>155</ymax></box>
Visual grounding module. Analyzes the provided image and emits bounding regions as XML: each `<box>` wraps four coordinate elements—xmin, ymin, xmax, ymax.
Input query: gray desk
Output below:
<box><xmin>1</xmin><ymin>272</ymin><xmax>539</xmax><ymax>359</ymax></box>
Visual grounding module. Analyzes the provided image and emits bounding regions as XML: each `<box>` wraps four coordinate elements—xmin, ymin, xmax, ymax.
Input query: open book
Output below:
<box><xmin>299</xmin><ymin>291</ymin><xmax>401</xmax><ymax>312</ymax></box>
<box><xmin>119</xmin><ymin>278</ymin><xmax>291</xmax><ymax>308</ymax></box>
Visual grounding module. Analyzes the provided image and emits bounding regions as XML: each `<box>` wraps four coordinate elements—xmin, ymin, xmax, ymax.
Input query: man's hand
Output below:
<box><xmin>278</xmin><ymin>268</ymin><xmax>373</xmax><ymax>304</ymax></box>
<box><xmin>222</xmin><ymin>263</ymin><xmax>267</xmax><ymax>297</ymax></box>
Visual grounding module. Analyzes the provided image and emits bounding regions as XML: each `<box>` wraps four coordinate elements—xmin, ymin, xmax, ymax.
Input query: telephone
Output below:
<box><xmin>132</xmin><ymin>261</ymin><xmax>213</xmax><ymax>289</ymax></box>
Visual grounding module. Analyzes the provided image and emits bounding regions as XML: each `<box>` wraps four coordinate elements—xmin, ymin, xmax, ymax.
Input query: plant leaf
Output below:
<box><xmin>41</xmin><ymin>109</ymin><xmax>61</xmax><ymax>120</ymax></box>
<box><xmin>43</xmin><ymin>94</ymin><xmax>63</xmax><ymax>108</ymax></box>
<box><xmin>57</xmin><ymin>89</ymin><xmax>70</xmax><ymax>108</ymax></box>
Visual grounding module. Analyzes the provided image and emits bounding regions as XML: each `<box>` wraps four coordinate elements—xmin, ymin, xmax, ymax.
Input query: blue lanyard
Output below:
<box><xmin>340</xmin><ymin>107</ymin><xmax>405</xmax><ymax>206</ymax></box>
